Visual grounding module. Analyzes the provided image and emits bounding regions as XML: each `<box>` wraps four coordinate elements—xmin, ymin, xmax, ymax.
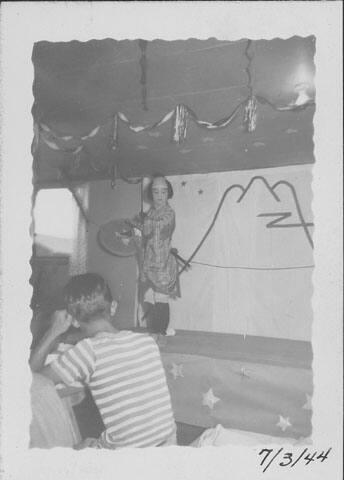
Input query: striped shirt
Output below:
<box><xmin>50</xmin><ymin>331</ymin><xmax>175</xmax><ymax>448</ymax></box>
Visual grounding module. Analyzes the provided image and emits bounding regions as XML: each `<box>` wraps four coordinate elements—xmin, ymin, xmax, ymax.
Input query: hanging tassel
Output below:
<box><xmin>109</xmin><ymin>114</ymin><xmax>119</xmax><ymax>150</ymax></box>
<box><xmin>138</xmin><ymin>39</ymin><xmax>148</xmax><ymax>111</ymax></box>
<box><xmin>172</xmin><ymin>104</ymin><xmax>188</xmax><ymax>143</ymax></box>
<box><xmin>71</xmin><ymin>145</ymin><xmax>83</xmax><ymax>171</ymax></box>
<box><xmin>109</xmin><ymin>114</ymin><xmax>119</xmax><ymax>188</ymax></box>
<box><xmin>110</xmin><ymin>158</ymin><xmax>119</xmax><ymax>189</ymax></box>
<box><xmin>243</xmin><ymin>95</ymin><xmax>257</xmax><ymax>132</ymax></box>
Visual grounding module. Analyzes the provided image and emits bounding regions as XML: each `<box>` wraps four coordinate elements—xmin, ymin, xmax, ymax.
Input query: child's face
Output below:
<box><xmin>152</xmin><ymin>177</ymin><xmax>168</xmax><ymax>208</ymax></box>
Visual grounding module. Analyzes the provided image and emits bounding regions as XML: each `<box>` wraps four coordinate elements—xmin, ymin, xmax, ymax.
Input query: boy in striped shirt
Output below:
<box><xmin>30</xmin><ymin>273</ymin><xmax>176</xmax><ymax>449</ymax></box>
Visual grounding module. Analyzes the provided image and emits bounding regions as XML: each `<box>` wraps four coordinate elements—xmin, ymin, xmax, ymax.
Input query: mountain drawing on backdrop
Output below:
<box><xmin>174</xmin><ymin>173</ymin><xmax>314</xmax><ymax>271</ymax></box>
<box><xmin>234</xmin><ymin>176</ymin><xmax>314</xmax><ymax>249</ymax></box>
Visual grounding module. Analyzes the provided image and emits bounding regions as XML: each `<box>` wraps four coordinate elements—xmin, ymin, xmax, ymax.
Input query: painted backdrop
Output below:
<box><xmin>167</xmin><ymin>165</ymin><xmax>313</xmax><ymax>341</ymax></box>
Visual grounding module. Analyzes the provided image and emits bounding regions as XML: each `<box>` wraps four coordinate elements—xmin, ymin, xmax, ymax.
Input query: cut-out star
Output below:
<box><xmin>170</xmin><ymin>363</ymin><xmax>184</xmax><ymax>380</ymax></box>
<box><xmin>198</xmin><ymin>189</ymin><xmax>203</xmax><ymax>195</ymax></box>
<box><xmin>181</xmin><ymin>181</ymin><xmax>187</xmax><ymax>187</ymax></box>
<box><xmin>302</xmin><ymin>394</ymin><xmax>312</xmax><ymax>410</ymax></box>
<box><xmin>276</xmin><ymin>415</ymin><xmax>292</xmax><ymax>432</ymax></box>
<box><xmin>202</xmin><ymin>388</ymin><xmax>220</xmax><ymax>410</ymax></box>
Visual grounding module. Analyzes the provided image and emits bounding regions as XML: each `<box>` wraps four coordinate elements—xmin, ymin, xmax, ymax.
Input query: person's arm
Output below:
<box><xmin>29</xmin><ymin>310</ymin><xmax>73</xmax><ymax>374</ymax></box>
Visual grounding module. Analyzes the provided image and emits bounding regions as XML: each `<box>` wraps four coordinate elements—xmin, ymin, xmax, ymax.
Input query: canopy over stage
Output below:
<box><xmin>32</xmin><ymin>37</ymin><xmax>315</xmax><ymax>185</ymax></box>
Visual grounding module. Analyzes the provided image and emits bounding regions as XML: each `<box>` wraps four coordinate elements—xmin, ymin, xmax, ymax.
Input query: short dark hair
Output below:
<box><xmin>146</xmin><ymin>174</ymin><xmax>173</xmax><ymax>202</ymax></box>
<box><xmin>64</xmin><ymin>273</ymin><xmax>113</xmax><ymax>323</ymax></box>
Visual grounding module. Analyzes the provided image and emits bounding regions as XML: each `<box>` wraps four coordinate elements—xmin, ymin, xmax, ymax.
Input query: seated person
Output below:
<box><xmin>30</xmin><ymin>272</ymin><xmax>176</xmax><ymax>449</ymax></box>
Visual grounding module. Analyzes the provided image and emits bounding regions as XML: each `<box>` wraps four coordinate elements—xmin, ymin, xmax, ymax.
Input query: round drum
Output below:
<box><xmin>98</xmin><ymin>219</ymin><xmax>138</xmax><ymax>257</ymax></box>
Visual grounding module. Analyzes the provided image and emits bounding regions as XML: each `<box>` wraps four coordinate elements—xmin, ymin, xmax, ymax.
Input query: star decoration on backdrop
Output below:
<box><xmin>276</xmin><ymin>415</ymin><xmax>292</xmax><ymax>432</ymax></box>
<box><xmin>302</xmin><ymin>394</ymin><xmax>312</xmax><ymax>410</ymax></box>
<box><xmin>198</xmin><ymin>189</ymin><xmax>204</xmax><ymax>195</ymax></box>
<box><xmin>170</xmin><ymin>363</ymin><xmax>184</xmax><ymax>380</ymax></box>
<box><xmin>202</xmin><ymin>388</ymin><xmax>220</xmax><ymax>410</ymax></box>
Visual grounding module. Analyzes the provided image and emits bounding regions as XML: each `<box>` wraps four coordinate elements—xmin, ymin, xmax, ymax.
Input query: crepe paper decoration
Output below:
<box><xmin>72</xmin><ymin>145</ymin><xmax>83</xmax><ymax>155</ymax></box>
<box><xmin>138</xmin><ymin>39</ymin><xmax>148</xmax><ymax>111</ymax></box>
<box><xmin>41</xmin><ymin>133</ymin><xmax>60</xmax><ymax>150</ymax></box>
<box><xmin>202</xmin><ymin>388</ymin><xmax>220</xmax><ymax>410</ymax></box>
<box><xmin>81</xmin><ymin>125</ymin><xmax>100</xmax><ymax>140</ymax></box>
<box><xmin>40</xmin><ymin>123</ymin><xmax>51</xmax><ymax>132</ymax></box>
<box><xmin>256</xmin><ymin>93</ymin><xmax>315</xmax><ymax>112</ymax></box>
<box><xmin>243</xmin><ymin>95</ymin><xmax>258</xmax><ymax>132</ymax></box>
<box><xmin>276</xmin><ymin>415</ymin><xmax>292</xmax><ymax>432</ymax></box>
<box><xmin>36</xmin><ymin>92</ymin><xmax>313</xmax><ymax>158</ymax></box>
<box><xmin>172</xmin><ymin>104</ymin><xmax>189</xmax><ymax>143</ymax></box>
<box><xmin>187</xmin><ymin>102</ymin><xmax>242</xmax><ymax>130</ymax></box>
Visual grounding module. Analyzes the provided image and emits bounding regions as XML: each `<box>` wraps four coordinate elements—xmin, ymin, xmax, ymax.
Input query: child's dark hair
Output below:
<box><xmin>146</xmin><ymin>174</ymin><xmax>173</xmax><ymax>202</ymax></box>
<box><xmin>64</xmin><ymin>273</ymin><xmax>113</xmax><ymax>323</ymax></box>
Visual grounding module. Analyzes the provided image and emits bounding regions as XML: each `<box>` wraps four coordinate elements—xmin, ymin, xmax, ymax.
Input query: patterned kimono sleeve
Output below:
<box><xmin>152</xmin><ymin>209</ymin><xmax>175</xmax><ymax>263</ymax></box>
<box><xmin>50</xmin><ymin>339</ymin><xmax>96</xmax><ymax>386</ymax></box>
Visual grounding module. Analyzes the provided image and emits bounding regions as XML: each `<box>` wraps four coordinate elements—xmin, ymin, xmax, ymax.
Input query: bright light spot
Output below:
<box><xmin>293</xmin><ymin>62</ymin><xmax>313</xmax><ymax>88</ymax></box>
<box><xmin>33</xmin><ymin>189</ymin><xmax>75</xmax><ymax>239</ymax></box>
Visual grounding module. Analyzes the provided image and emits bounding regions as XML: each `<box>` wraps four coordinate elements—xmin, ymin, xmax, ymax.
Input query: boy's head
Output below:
<box><xmin>64</xmin><ymin>273</ymin><xmax>116</xmax><ymax>328</ymax></box>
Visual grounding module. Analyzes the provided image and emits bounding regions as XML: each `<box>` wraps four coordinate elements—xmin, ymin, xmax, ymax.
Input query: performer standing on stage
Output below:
<box><xmin>131</xmin><ymin>174</ymin><xmax>179</xmax><ymax>335</ymax></box>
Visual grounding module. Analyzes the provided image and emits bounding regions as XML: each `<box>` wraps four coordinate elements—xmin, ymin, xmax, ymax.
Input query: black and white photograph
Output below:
<box><xmin>0</xmin><ymin>3</ymin><xmax>342</xmax><ymax>480</ymax></box>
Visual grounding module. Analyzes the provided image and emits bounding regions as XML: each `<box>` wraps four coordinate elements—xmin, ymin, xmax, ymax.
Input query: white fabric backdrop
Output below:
<box><xmin>168</xmin><ymin>165</ymin><xmax>313</xmax><ymax>340</ymax></box>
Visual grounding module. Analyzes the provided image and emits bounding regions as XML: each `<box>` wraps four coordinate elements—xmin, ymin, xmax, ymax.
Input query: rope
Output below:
<box><xmin>179</xmin><ymin>183</ymin><xmax>245</xmax><ymax>274</ymax></box>
<box><xmin>190</xmin><ymin>261</ymin><xmax>314</xmax><ymax>271</ymax></box>
<box><xmin>179</xmin><ymin>177</ymin><xmax>313</xmax><ymax>275</ymax></box>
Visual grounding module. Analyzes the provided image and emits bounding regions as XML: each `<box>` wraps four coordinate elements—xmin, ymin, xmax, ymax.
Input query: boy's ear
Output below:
<box><xmin>72</xmin><ymin>318</ymin><xmax>80</xmax><ymax>328</ymax></box>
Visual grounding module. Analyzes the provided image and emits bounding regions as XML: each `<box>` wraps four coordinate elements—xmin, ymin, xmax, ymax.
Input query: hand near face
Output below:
<box><xmin>50</xmin><ymin>310</ymin><xmax>73</xmax><ymax>338</ymax></box>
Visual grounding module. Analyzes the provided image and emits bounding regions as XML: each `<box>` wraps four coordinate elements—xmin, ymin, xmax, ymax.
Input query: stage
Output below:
<box><xmin>157</xmin><ymin>329</ymin><xmax>313</xmax><ymax>439</ymax></box>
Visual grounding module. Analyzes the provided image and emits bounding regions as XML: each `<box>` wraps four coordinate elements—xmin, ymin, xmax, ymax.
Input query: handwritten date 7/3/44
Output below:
<box><xmin>258</xmin><ymin>447</ymin><xmax>331</xmax><ymax>473</ymax></box>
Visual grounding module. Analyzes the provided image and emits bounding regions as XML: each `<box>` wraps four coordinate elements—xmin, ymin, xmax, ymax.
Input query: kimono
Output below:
<box><xmin>140</xmin><ymin>204</ymin><xmax>179</xmax><ymax>297</ymax></box>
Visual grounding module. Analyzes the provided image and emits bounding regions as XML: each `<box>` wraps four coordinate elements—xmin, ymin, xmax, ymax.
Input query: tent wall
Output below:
<box><xmin>86</xmin><ymin>180</ymin><xmax>141</xmax><ymax>328</ymax></box>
